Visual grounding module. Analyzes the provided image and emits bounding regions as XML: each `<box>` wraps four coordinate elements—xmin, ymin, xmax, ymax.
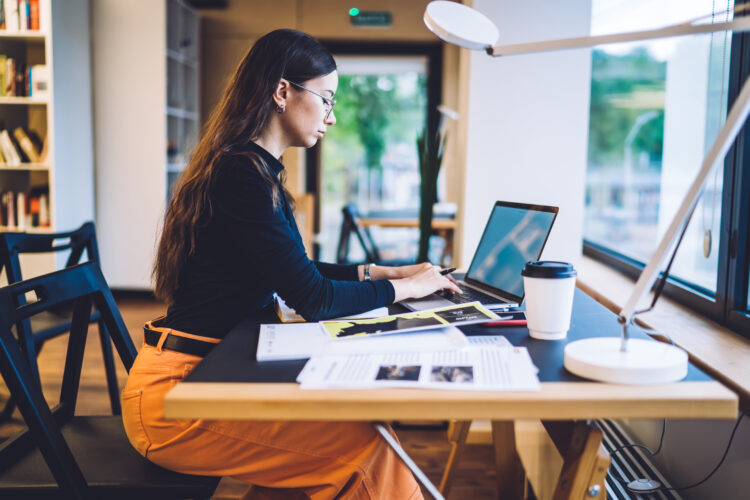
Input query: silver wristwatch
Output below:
<box><xmin>364</xmin><ymin>262</ymin><xmax>376</xmax><ymax>281</ymax></box>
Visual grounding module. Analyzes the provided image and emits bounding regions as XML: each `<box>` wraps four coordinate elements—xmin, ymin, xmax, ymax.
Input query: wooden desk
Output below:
<box><xmin>164</xmin><ymin>291</ymin><xmax>737</xmax><ymax>499</ymax></box>
<box><xmin>358</xmin><ymin>217</ymin><xmax>456</xmax><ymax>231</ymax></box>
<box><xmin>358</xmin><ymin>213</ymin><xmax>456</xmax><ymax>266</ymax></box>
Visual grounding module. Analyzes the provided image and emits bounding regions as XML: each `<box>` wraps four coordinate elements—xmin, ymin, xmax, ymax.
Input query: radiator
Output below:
<box><xmin>596</xmin><ymin>419</ymin><xmax>682</xmax><ymax>500</ymax></box>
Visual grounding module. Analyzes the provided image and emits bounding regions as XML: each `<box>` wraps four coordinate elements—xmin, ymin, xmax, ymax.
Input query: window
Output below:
<box><xmin>319</xmin><ymin>56</ymin><xmax>428</xmax><ymax>263</ymax></box>
<box><xmin>584</xmin><ymin>0</ymin><xmax>750</xmax><ymax>336</ymax></box>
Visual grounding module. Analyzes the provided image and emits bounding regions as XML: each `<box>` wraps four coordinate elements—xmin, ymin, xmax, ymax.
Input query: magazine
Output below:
<box><xmin>319</xmin><ymin>302</ymin><xmax>499</xmax><ymax>340</ymax></box>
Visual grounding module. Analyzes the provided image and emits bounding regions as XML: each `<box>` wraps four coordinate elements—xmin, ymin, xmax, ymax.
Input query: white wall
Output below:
<box><xmin>461</xmin><ymin>0</ymin><xmax>592</xmax><ymax>268</ymax></box>
<box><xmin>624</xmin><ymin>417</ymin><xmax>750</xmax><ymax>500</ymax></box>
<box><xmin>92</xmin><ymin>0</ymin><xmax>167</xmax><ymax>289</ymax></box>
<box><xmin>51</xmin><ymin>0</ymin><xmax>95</xmax><ymax>233</ymax></box>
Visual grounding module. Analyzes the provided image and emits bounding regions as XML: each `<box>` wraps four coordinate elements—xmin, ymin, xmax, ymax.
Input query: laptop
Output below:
<box><xmin>402</xmin><ymin>200</ymin><xmax>558</xmax><ymax>311</ymax></box>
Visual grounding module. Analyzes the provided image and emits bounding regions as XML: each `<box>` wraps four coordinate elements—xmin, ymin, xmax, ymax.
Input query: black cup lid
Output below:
<box><xmin>521</xmin><ymin>261</ymin><xmax>577</xmax><ymax>279</ymax></box>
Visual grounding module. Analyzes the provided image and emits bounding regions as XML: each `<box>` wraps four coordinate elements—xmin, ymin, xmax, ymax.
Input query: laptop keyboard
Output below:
<box><xmin>436</xmin><ymin>284</ymin><xmax>498</xmax><ymax>305</ymax></box>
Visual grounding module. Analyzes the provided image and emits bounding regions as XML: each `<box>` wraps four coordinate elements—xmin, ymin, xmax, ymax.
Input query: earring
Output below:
<box><xmin>276</xmin><ymin>104</ymin><xmax>286</xmax><ymax>114</ymax></box>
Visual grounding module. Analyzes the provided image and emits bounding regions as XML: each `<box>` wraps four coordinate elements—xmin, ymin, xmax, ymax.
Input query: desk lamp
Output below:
<box><xmin>424</xmin><ymin>1</ymin><xmax>750</xmax><ymax>384</ymax></box>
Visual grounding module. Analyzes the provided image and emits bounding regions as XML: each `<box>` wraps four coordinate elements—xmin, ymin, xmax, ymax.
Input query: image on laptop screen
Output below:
<box><xmin>466</xmin><ymin>203</ymin><xmax>557</xmax><ymax>300</ymax></box>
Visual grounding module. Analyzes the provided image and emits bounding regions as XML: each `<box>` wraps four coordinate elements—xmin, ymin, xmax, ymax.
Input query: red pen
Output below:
<box><xmin>481</xmin><ymin>314</ymin><xmax>527</xmax><ymax>327</ymax></box>
<box><xmin>481</xmin><ymin>320</ymin><xmax>527</xmax><ymax>327</ymax></box>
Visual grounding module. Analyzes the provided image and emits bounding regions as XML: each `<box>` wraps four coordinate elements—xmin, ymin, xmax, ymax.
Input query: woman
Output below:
<box><xmin>121</xmin><ymin>29</ymin><xmax>460</xmax><ymax>499</ymax></box>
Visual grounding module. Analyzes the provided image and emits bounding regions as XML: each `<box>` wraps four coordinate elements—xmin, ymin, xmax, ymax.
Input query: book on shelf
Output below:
<box><xmin>3</xmin><ymin>56</ymin><xmax>16</xmax><ymax>96</ymax></box>
<box><xmin>0</xmin><ymin>57</ymin><xmax>46</xmax><ymax>97</ymax></box>
<box><xmin>1</xmin><ymin>56</ymin><xmax>25</xmax><ymax>97</ymax></box>
<box><xmin>38</xmin><ymin>191</ymin><xmax>48</xmax><ymax>226</ymax></box>
<box><xmin>28</xmin><ymin>0</ymin><xmax>38</xmax><ymax>30</ymax></box>
<box><xmin>0</xmin><ymin>1</ymin><xmax>40</xmax><ymax>33</ymax></box>
<box><xmin>0</xmin><ymin>54</ymin><xmax>5</xmax><ymax>94</ymax></box>
<box><xmin>0</xmin><ymin>129</ymin><xmax>21</xmax><ymax>165</ymax></box>
<box><xmin>28</xmin><ymin>64</ymin><xmax>47</xmax><ymax>98</ymax></box>
<box><xmin>15</xmin><ymin>190</ymin><xmax>24</xmax><ymax>230</ymax></box>
<box><xmin>12</xmin><ymin>126</ymin><xmax>39</xmax><ymax>162</ymax></box>
<box><xmin>3</xmin><ymin>191</ymin><xmax>15</xmax><ymax>229</ymax></box>
<box><xmin>2</xmin><ymin>0</ymin><xmax>19</xmax><ymax>32</ymax></box>
<box><xmin>1</xmin><ymin>189</ymin><xmax>49</xmax><ymax>229</ymax></box>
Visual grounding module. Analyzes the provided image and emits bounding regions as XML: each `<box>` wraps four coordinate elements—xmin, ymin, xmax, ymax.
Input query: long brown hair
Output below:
<box><xmin>153</xmin><ymin>29</ymin><xmax>336</xmax><ymax>302</ymax></box>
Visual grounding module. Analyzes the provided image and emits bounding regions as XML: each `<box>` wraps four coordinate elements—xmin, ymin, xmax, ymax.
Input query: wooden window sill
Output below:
<box><xmin>578</xmin><ymin>256</ymin><xmax>750</xmax><ymax>406</ymax></box>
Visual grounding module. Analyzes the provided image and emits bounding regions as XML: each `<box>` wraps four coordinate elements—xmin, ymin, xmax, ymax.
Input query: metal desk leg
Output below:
<box><xmin>373</xmin><ymin>422</ymin><xmax>445</xmax><ymax>500</ymax></box>
<box><xmin>492</xmin><ymin>420</ymin><xmax>527</xmax><ymax>499</ymax></box>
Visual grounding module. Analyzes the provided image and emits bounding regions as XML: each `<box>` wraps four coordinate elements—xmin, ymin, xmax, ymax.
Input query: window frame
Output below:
<box><xmin>304</xmin><ymin>41</ymin><xmax>443</xmax><ymax>261</ymax></box>
<box><xmin>583</xmin><ymin>3</ymin><xmax>750</xmax><ymax>338</ymax></box>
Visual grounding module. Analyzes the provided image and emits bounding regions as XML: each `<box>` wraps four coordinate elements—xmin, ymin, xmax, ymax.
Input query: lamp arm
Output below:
<box><xmin>618</xmin><ymin>71</ymin><xmax>750</xmax><ymax>326</ymax></box>
<box><xmin>488</xmin><ymin>17</ymin><xmax>750</xmax><ymax>56</ymax></box>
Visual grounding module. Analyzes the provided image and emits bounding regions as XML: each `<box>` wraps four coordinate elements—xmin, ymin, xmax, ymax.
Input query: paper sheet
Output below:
<box><xmin>468</xmin><ymin>335</ymin><xmax>511</xmax><ymax>347</ymax></box>
<box><xmin>296</xmin><ymin>344</ymin><xmax>540</xmax><ymax>391</ymax></box>
<box><xmin>257</xmin><ymin>324</ymin><xmax>468</xmax><ymax>361</ymax></box>
<box><xmin>275</xmin><ymin>294</ymin><xmax>388</xmax><ymax>323</ymax></box>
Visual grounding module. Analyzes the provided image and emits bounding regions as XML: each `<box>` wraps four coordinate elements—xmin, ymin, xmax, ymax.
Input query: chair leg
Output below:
<box><xmin>0</xmin><ymin>394</ymin><xmax>15</xmax><ymax>420</ymax></box>
<box><xmin>0</xmin><ymin>335</ymin><xmax>47</xmax><ymax>422</ymax></box>
<box><xmin>439</xmin><ymin>420</ymin><xmax>471</xmax><ymax>495</ymax></box>
<box><xmin>97</xmin><ymin>320</ymin><xmax>121</xmax><ymax>415</ymax></box>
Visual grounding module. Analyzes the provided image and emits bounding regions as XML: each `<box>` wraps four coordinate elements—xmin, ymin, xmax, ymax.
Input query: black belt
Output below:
<box><xmin>143</xmin><ymin>328</ymin><xmax>218</xmax><ymax>357</ymax></box>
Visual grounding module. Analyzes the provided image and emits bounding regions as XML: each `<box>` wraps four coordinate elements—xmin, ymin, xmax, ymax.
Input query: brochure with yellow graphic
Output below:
<box><xmin>320</xmin><ymin>302</ymin><xmax>500</xmax><ymax>340</ymax></box>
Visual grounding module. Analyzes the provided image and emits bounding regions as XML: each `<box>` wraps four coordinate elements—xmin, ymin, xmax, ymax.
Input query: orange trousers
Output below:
<box><xmin>121</xmin><ymin>329</ymin><xmax>423</xmax><ymax>500</ymax></box>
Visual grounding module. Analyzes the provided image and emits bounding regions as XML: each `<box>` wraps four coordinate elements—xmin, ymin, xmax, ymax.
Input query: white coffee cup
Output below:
<box><xmin>521</xmin><ymin>261</ymin><xmax>577</xmax><ymax>340</ymax></box>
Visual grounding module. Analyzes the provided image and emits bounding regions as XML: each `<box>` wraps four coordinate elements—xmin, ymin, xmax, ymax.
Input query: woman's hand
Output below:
<box><xmin>388</xmin><ymin>264</ymin><xmax>462</xmax><ymax>302</ymax></box>
<box><xmin>363</xmin><ymin>262</ymin><xmax>443</xmax><ymax>281</ymax></box>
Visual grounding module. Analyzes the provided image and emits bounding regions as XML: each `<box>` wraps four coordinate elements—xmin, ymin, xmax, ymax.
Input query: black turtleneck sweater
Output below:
<box><xmin>161</xmin><ymin>142</ymin><xmax>395</xmax><ymax>339</ymax></box>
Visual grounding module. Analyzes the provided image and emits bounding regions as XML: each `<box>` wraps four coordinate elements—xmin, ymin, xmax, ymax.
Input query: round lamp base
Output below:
<box><xmin>564</xmin><ymin>337</ymin><xmax>688</xmax><ymax>385</ymax></box>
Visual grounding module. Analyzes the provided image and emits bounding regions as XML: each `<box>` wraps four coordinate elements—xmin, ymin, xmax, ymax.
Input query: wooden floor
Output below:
<box><xmin>0</xmin><ymin>295</ymin><xmax>499</xmax><ymax>499</ymax></box>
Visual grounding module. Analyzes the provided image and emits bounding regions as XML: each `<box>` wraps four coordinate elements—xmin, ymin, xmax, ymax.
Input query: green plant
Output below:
<box><xmin>416</xmin><ymin>125</ymin><xmax>447</xmax><ymax>263</ymax></box>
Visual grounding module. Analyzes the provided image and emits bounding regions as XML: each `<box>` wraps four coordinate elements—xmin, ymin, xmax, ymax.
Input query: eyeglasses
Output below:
<box><xmin>288</xmin><ymin>81</ymin><xmax>336</xmax><ymax>120</ymax></box>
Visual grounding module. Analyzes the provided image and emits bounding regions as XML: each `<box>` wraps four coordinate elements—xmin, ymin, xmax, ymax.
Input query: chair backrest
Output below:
<box><xmin>0</xmin><ymin>222</ymin><xmax>103</xmax><ymax>385</ymax></box>
<box><xmin>0</xmin><ymin>221</ymin><xmax>99</xmax><ymax>286</ymax></box>
<box><xmin>337</xmin><ymin>204</ymin><xmax>382</xmax><ymax>264</ymax></box>
<box><xmin>0</xmin><ymin>262</ymin><xmax>137</xmax><ymax>495</ymax></box>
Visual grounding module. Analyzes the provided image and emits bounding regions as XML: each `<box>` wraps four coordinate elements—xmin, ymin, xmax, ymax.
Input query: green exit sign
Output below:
<box><xmin>349</xmin><ymin>10</ymin><xmax>392</xmax><ymax>27</ymax></box>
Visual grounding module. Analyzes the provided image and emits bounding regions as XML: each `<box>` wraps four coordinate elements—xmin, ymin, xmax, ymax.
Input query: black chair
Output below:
<box><xmin>0</xmin><ymin>222</ymin><xmax>121</xmax><ymax>420</ymax></box>
<box><xmin>336</xmin><ymin>204</ymin><xmax>414</xmax><ymax>266</ymax></box>
<box><xmin>336</xmin><ymin>204</ymin><xmax>381</xmax><ymax>264</ymax></box>
<box><xmin>0</xmin><ymin>262</ymin><xmax>220</xmax><ymax>499</ymax></box>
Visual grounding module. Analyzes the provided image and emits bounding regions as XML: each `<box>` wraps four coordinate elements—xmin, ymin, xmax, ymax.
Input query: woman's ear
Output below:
<box><xmin>273</xmin><ymin>79</ymin><xmax>289</xmax><ymax>113</ymax></box>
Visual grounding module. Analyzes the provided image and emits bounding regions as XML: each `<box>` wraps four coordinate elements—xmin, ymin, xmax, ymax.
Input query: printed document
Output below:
<box><xmin>320</xmin><ymin>302</ymin><xmax>499</xmax><ymax>340</ymax></box>
<box><xmin>257</xmin><ymin>324</ymin><xmax>468</xmax><ymax>361</ymax></box>
<box><xmin>275</xmin><ymin>294</ymin><xmax>388</xmax><ymax>323</ymax></box>
<box><xmin>296</xmin><ymin>344</ymin><xmax>540</xmax><ymax>391</ymax></box>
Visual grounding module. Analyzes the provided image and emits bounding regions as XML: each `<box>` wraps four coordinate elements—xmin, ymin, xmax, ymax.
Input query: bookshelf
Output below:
<box><xmin>94</xmin><ymin>0</ymin><xmax>200</xmax><ymax>289</ymax></box>
<box><xmin>0</xmin><ymin>4</ymin><xmax>50</xmax><ymax>234</ymax></box>
<box><xmin>0</xmin><ymin>0</ymin><xmax>95</xmax><ymax>276</ymax></box>
<box><xmin>166</xmin><ymin>0</ymin><xmax>200</xmax><ymax>200</ymax></box>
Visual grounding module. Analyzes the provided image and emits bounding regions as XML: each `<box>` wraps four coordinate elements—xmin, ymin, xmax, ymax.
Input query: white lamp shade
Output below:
<box><xmin>423</xmin><ymin>1</ymin><xmax>499</xmax><ymax>51</ymax></box>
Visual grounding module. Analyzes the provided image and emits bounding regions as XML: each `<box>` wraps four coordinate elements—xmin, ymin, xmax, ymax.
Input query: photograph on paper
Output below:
<box><xmin>376</xmin><ymin>365</ymin><xmax>421</xmax><ymax>381</ymax></box>
<box><xmin>320</xmin><ymin>302</ymin><xmax>499</xmax><ymax>340</ymax></box>
<box><xmin>431</xmin><ymin>366</ymin><xmax>474</xmax><ymax>383</ymax></box>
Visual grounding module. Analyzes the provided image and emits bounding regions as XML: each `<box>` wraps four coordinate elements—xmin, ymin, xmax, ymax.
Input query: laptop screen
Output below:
<box><xmin>465</xmin><ymin>201</ymin><xmax>558</xmax><ymax>302</ymax></box>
